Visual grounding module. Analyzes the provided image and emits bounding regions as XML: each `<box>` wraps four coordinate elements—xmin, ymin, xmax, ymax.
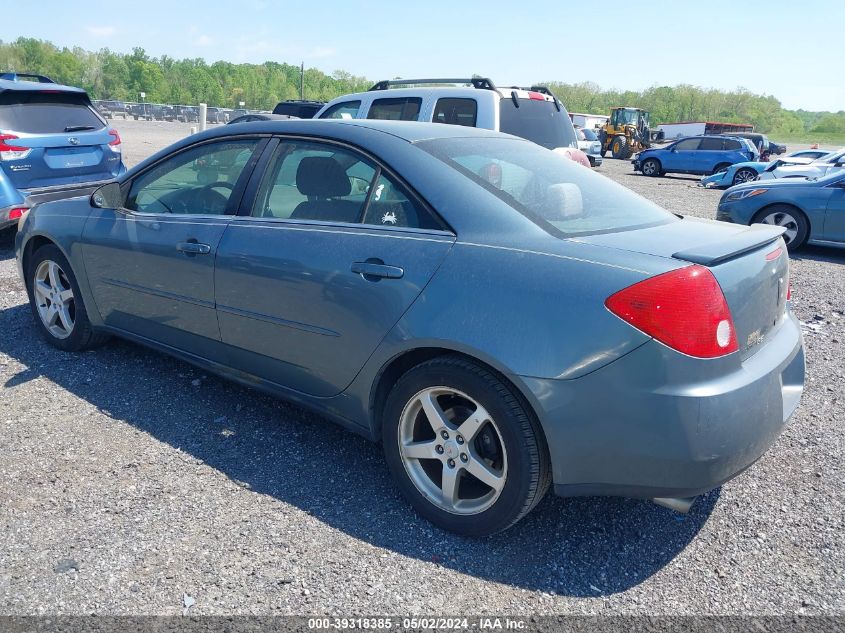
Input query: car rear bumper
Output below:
<box><xmin>521</xmin><ymin>310</ymin><xmax>804</xmax><ymax>500</ymax></box>
<box><xmin>632</xmin><ymin>158</ymin><xmax>642</xmax><ymax>171</ymax></box>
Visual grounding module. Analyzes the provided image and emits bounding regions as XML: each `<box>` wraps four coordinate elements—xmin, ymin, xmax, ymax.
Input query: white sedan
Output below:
<box><xmin>757</xmin><ymin>148</ymin><xmax>845</xmax><ymax>180</ymax></box>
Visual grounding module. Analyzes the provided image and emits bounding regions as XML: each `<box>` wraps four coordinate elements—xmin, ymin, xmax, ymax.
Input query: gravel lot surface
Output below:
<box><xmin>0</xmin><ymin>120</ymin><xmax>843</xmax><ymax>615</ymax></box>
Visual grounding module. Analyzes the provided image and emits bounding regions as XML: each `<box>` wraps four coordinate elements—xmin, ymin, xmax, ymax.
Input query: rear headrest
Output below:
<box><xmin>296</xmin><ymin>156</ymin><xmax>351</xmax><ymax>198</ymax></box>
<box><xmin>546</xmin><ymin>183</ymin><xmax>583</xmax><ymax>220</ymax></box>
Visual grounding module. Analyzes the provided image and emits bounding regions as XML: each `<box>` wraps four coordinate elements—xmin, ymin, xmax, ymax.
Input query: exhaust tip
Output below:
<box><xmin>653</xmin><ymin>496</ymin><xmax>697</xmax><ymax>513</ymax></box>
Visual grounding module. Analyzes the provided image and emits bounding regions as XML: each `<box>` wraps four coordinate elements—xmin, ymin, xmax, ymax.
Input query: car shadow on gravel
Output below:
<box><xmin>0</xmin><ymin>303</ymin><xmax>718</xmax><ymax>597</ymax></box>
<box><xmin>790</xmin><ymin>243</ymin><xmax>845</xmax><ymax>265</ymax></box>
<box><xmin>0</xmin><ymin>227</ymin><xmax>16</xmax><ymax>259</ymax></box>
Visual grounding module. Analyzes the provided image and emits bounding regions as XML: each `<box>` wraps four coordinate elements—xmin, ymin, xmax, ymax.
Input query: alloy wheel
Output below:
<box><xmin>397</xmin><ymin>386</ymin><xmax>507</xmax><ymax>515</ymax></box>
<box><xmin>33</xmin><ymin>260</ymin><xmax>75</xmax><ymax>339</ymax></box>
<box><xmin>734</xmin><ymin>169</ymin><xmax>757</xmax><ymax>184</ymax></box>
<box><xmin>760</xmin><ymin>211</ymin><xmax>799</xmax><ymax>244</ymax></box>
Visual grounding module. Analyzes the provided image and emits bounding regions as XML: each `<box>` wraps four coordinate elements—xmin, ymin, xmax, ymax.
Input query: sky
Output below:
<box><xmin>2</xmin><ymin>0</ymin><xmax>841</xmax><ymax>112</ymax></box>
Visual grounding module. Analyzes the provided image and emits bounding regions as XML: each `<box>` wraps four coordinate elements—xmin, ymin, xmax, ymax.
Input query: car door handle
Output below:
<box><xmin>176</xmin><ymin>241</ymin><xmax>211</xmax><ymax>255</ymax></box>
<box><xmin>351</xmin><ymin>261</ymin><xmax>404</xmax><ymax>280</ymax></box>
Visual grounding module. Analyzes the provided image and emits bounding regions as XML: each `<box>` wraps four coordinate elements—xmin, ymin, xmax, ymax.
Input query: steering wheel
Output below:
<box><xmin>200</xmin><ymin>181</ymin><xmax>236</xmax><ymax>193</ymax></box>
<box><xmin>191</xmin><ymin>181</ymin><xmax>236</xmax><ymax>214</ymax></box>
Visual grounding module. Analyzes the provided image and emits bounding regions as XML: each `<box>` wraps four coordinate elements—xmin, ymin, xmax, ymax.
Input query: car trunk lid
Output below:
<box><xmin>577</xmin><ymin>218</ymin><xmax>789</xmax><ymax>360</ymax></box>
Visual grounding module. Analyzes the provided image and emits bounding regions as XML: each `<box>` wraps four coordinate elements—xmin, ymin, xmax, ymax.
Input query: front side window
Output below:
<box><xmin>672</xmin><ymin>138</ymin><xmax>701</xmax><ymax>151</ymax></box>
<box><xmin>252</xmin><ymin>140</ymin><xmax>441</xmax><ymax>230</ymax></box>
<box><xmin>419</xmin><ymin>136</ymin><xmax>675</xmax><ymax>237</ymax></box>
<box><xmin>319</xmin><ymin>101</ymin><xmax>361</xmax><ymax>119</ymax></box>
<box><xmin>367</xmin><ymin>97</ymin><xmax>422</xmax><ymax>121</ymax></box>
<box><xmin>126</xmin><ymin>139</ymin><xmax>259</xmax><ymax>215</ymax></box>
<box><xmin>432</xmin><ymin>98</ymin><xmax>477</xmax><ymax>127</ymax></box>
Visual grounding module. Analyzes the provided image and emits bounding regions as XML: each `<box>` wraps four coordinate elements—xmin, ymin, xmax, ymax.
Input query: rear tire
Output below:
<box><xmin>752</xmin><ymin>205</ymin><xmax>809</xmax><ymax>251</ymax></box>
<box><xmin>641</xmin><ymin>158</ymin><xmax>662</xmax><ymax>177</ymax></box>
<box><xmin>611</xmin><ymin>135</ymin><xmax>631</xmax><ymax>159</ymax></box>
<box><xmin>382</xmin><ymin>355</ymin><xmax>551</xmax><ymax>536</ymax></box>
<box><xmin>27</xmin><ymin>245</ymin><xmax>109</xmax><ymax>352</ymax></box>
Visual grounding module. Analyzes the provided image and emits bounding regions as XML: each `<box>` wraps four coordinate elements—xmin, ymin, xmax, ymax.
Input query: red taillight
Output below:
<box><xmin>605</xmin><ymin>265</ymin><xmax>739</xmax><ymax>358</ymax></box>
<box><xmin>527</xmin><ymin>91</ymin><xmax>545</xmax><ymax>101</ymax></box>
<box><xmin>0</xmin><ymin>134</ymin><xmax>27</xmax><ymax>151</ymax></box>
<box><xmin>8</xmin><ymin>207</ymin><xmax>27</xmax><ymax>221</ymax></box>
<box><xmin>108</xmin><ymin>129</ymin><xmax>121</xmax><ymax>146</ymax></box>
<box><xmin>0</xmin><ymin>133</ymin><xmax>31</xmax><ymax>161</ymax></box>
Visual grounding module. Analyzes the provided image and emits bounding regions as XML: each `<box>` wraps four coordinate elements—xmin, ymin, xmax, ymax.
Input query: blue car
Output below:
<box><xmin>717</xmin><ymin>169</ymin><xmax>845</xmax><ymax>250</ymax></box>
<box><xmin>16</xmin><ymin>120</ymin><xmax>804</xmax><ymax>535</ymax></box>
<box><xmin>0</xmin><ymin>72</ymin><xmax>125</xmax><ymax>230</ymax></box>
<box><xmin>633</xmin><ymin>135</ymin><xmax>758</xmax><ymax>177</ymax></box>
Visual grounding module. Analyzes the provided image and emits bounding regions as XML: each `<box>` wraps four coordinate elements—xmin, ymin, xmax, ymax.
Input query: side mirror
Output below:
<box><xmin>91</xmin><ymin>181</ymin><xmax>124</xmax><ymax>209</ymax></box>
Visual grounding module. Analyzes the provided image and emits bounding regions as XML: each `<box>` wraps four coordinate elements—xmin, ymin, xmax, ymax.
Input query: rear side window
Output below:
<box><xmin>367</xmin><ymin>97</ymin><xmax>422</xmax><ymax>121</ymax></box>
<box><xmin>433</xmin><ymin>98</ymin><xmax>477</xmax><ymax>127</ymax></box>
<box><xmin>0</xmin><ymin>91</ymin><xmax>104</xmax><ymax>134</ymax></box>
<box><xmin>498</xmin><ymin>98</ymin><xmax>578</xmax><ymax>150</ymax></box>
<box><xmin>724</xmin><ymin>139</ymin><xmax>742</xmax><ymax>150</ymax></box>
<box><xmin>698</xmin><ymin>137</ymin><xmax>724</xmax><ymax>150</ymax></box>
<box><xmin>419</xmin><ymin>136</ymin><xmax>675</xmax><ymax>237</ymax></box>
<box><xmin>319</xmin><ymin>100</ymin><xmax>361</xmax><ymax>120</ymax></box>
<box><xmin>252</xmin><ymin>140</ymin><xmax>442</xmax><ymax>230</ymax></box>
<box><xmin>672</xmin><ymin>138</ymin><xmax>701</xmax><ymax>151</ymax></box>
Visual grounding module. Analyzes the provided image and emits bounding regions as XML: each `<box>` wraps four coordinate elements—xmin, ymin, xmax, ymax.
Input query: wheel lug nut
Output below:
<box><xmin>440</xmin><ymin>430</ymin><xmax>449</xmax><ymax>440</ymax></box>
<box><xmin>460</xmin><ymin>453</ymin><xmax>468</xmax><ymax>463</ymax></box>
<box><xmin>456</xmin><ymin>435</ymin><xmax>464</xmax><ymax>444</ymax></box>
<box><xmin>435</xmin><ymin>445</ymin><xmax>444</xmax><ymax>454</ymax></box>
<box><xmin>447</xmin><ymin>459</ymin><xmax>455</xmax><ymax>468</ymax></box>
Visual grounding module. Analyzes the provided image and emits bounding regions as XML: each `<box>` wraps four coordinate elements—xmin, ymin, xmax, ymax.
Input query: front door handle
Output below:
<box><xmin>351</xmin><ymin>261</ymin><xmax>404</xmax><ymax>280</ymax></box>
<box><xmin>176</xmin><ymin>241</ymin><xmax>211</xmax><ymax>255</ymax></box>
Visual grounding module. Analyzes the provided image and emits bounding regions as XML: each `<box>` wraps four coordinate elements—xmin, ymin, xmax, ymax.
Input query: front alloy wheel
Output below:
<box><xmin>33</xmin><ymin>260</ymin><xmax>75</xmax><ymax>339</ymax></box>
<box><xmin>753</xmin><ymin>205</ymin><xmax>809</xmax><ymax>250</ymax></box>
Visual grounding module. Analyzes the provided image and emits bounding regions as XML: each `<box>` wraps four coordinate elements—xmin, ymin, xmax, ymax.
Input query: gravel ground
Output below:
<box><xmin>0</xmin><ymin>120</ymin><xmax>843</xmax><ymax>615</ymax></box>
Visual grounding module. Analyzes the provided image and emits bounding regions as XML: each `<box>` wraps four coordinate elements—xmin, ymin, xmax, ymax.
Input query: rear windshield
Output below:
<box><xmin>498</xmin><ymin>97</ymin><xmax>578</xmax><ymax>150</ymax></box>
<box><xmin>0</xmin><ymin>91</ymin><xmax>104</xmax><ymax>134</ymax></box>
<box><xmin>418</xmin><ymin>137</ymin><xmax>675</xmax><ymax>237</ymax></box>
<box><xmin>579</xmin><ymin>127</ymin><xmax>598</xmax><ymax>141</ymax></box>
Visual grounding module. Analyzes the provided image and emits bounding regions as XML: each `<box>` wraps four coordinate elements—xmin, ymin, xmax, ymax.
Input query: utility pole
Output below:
<box><xmin>300</xmin><ymin>61</ymin><xmax>304</xmax><ymax>100</ymax></box>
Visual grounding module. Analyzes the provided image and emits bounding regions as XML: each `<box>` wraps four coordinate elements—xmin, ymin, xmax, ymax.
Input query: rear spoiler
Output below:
<box><xmin>673</xmin><ymin>224</ymin><xmax>785</xmax><ymax>266</ymax></box>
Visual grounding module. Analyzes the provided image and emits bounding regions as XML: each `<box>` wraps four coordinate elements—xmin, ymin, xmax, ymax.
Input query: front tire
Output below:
<box><xmin>27</xmin><ymin>245</ymin><xmax>109</xmax><ymax>352</ymax></box>
<box><xmin>641</xmin><ymin>158</ymin><xmax>662</xmax><ymax>177</ymax></box>
<box><xmin>611</xmin><ymin>135</ymin><xmax>631</xmax><ymax>159</ymax></box>
<box><xmin>733</xmin><ymin>167</ymin><xmax>758</xmax><ymax>185</ymax></box>
<box><xmin>752</xmin><ymin>205</ymin><xmax>809</xmax><ymax>251</ymax></box>
<box><xmin>382</xmin><ymin>355</ymin><xmax>551</xmax><ymax>536</ymax></box>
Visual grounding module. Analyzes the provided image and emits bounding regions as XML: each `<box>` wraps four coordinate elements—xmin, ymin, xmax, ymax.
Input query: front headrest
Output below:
<box><xmin>296</xmin><ymin>156</ymin><xmax>351</xmax><ymax>198</ymax></box>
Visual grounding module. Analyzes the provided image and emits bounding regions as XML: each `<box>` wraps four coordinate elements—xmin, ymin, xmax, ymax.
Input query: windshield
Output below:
<box><xmin>580</xmin><ymin>127</ymin><xmax>598</xmax><ymax>141</ymax></box>
<box><xmin>818</xmin><ymin>149</ymin><xmax>845</xmax><ymax>164</ymax></box>
<box><xmin>618</xmin><ymin>109</ymin><xmax>640</xmax><ymax>125</ymax></box>
<box><xmin>418</xmin><ymin>137</ymin><xmax>676</xmax><ymax>237</ymax></box>
<box><xmin>498</xmin><ymin>98</ymin><xmax>578</xmax><ymax>149</ymax></box>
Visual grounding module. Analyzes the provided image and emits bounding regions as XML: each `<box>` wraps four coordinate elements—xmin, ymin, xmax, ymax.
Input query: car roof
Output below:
<box><xmin>0</xmin><ymin>77</ymin><xmax>86</xmax><ymax>95</ymax></box>
<box><xmin>193</xmin><ymin>118</ymin><xmax>516</xmax><ymax>144</ymax></box>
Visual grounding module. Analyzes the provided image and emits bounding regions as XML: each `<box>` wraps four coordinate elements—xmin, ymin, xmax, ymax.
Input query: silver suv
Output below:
<box><xmin>315</xmin><ymin>78</ymin><xmax>590</xmax><ymax>167</ymax></box>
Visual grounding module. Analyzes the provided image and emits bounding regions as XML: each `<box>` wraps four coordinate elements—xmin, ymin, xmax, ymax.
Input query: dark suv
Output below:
<box><xmin>206</xmin><ymin>107</ymin><xmax>227</xmax><ymax>124</ymax></box>
<box><xmin>272</xmin><ymin>100</ymin><xmax>325</xmax><ymax>119</ymax></box>
<box><xmin>722</xmin><ymin>132</ymin><xmax>786</xmax><ymax>159</ymax></box>
<box><xmin>0</xmin><ymin>72</ymin><xmax>125</xmax><ymax>229</ymax></box>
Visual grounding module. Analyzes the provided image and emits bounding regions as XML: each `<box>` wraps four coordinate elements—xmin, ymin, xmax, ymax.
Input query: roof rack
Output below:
<box><xmin>0</xmin><ymin>72</ymin><xmax>56</xmax><ymax>84</ymax></box>
<box><xmin>368</xmin><ymin>77</ymin><xmax>497</xmax><ymax>92</ymax></box>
